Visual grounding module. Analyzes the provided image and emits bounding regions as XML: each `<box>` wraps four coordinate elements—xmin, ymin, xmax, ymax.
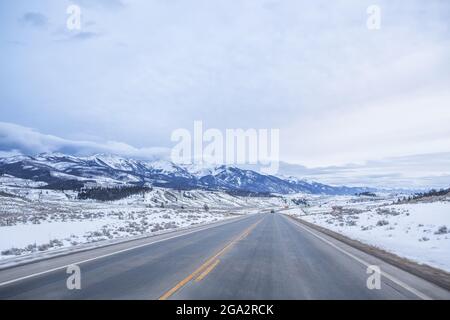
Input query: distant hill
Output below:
<box><xmin>0</xmin><ymin>153</ymin><xmax>374</xmax><ymax>195</ymax></box>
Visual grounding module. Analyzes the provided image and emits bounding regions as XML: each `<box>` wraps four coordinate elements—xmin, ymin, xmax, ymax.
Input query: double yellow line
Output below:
<box><xmin>158</xmin><ymin>219</ymin><xmax>262</xmax><ymax>300</ymax></box>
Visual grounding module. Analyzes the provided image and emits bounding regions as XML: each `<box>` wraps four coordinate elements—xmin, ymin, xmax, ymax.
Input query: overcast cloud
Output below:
<box><xmin>0</xmin><ymin>0</ymin><xmax>449</xmax><ymax>188</ymax></box>
<box><xmin>0</xmin><ymin>121</ymin><xmax>169</xmax><ymax>160</ymax></box>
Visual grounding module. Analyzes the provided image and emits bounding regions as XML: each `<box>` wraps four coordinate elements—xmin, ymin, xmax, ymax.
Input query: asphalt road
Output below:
<box><xmin>0</xmin><ymin>212</ymin><xmax>449</xmax><ymax>300</ymax></box>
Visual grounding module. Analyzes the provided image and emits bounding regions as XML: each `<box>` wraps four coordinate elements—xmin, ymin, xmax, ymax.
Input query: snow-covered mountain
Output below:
<box><xmin>0</xmin><ymin>153</ymin><xmax>372</xmax><ymax>195</ymax></box>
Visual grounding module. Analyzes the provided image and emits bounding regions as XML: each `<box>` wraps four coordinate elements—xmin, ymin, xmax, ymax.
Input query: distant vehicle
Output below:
<box><xmin>270</xmin><ymin>209</ymin><xmax>275</xmax><ymax>213</ymax></box>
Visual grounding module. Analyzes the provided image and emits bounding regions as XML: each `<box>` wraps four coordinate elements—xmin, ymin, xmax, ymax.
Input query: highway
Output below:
<box><xmin>0</xmin><ymin>212</ymin><xmax>449</xmax><ymax>300</ymax></box>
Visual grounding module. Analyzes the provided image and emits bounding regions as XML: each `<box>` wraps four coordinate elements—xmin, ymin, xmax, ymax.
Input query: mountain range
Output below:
<box><xmin>0</xmin><ymin>153</ymin><xmax>373</xmax><ymax>195</ymax></box>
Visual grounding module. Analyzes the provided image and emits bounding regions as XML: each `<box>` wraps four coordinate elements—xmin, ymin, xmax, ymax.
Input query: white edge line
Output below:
<box><xmin>0</xmin><ymin>214</ymin><xmax>255</xmax><ymax>287</ymax></box>
<box><xmin>284</xmin><ymin>215</ymin><xmax>432</xmax><ymax>300</ymax></box>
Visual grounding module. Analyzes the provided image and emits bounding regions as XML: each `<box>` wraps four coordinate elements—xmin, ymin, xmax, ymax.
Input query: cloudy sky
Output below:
<box><xmin>0</xmin><ymin>0</ymin><xmax>449</xmax><ymax>188</ymax></box>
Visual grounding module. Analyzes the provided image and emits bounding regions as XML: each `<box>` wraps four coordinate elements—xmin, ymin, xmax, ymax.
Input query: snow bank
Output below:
<box><xmin>286</xmin><ymin>200</ymin><xmax>450</xmax><ymax>272</ymax></box>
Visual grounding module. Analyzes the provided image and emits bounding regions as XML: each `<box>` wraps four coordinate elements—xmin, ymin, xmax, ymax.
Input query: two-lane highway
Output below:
<box><xmin>0</xmin><ymin>212</ymin><xmax>449</xmax><ymax>299</ymax></box>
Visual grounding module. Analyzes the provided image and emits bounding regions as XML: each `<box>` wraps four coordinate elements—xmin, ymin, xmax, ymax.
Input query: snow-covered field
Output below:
<box><xmin>285</xmin><ymin>194</ymin><xmax>450</xmax><ymax>272</ymax></box>
<box><xmin>2</xmin><ymin>174</ymin><xmax>449</xmax><ymax>274</ymax></box>
<box><xmin>0</xmin><ymin>179</ymin><xmax>283</xmax><ymax>262</ymax></box>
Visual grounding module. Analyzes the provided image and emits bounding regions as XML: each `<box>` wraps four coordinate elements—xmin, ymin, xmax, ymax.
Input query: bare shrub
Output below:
<box><xmin>376</xmin><ymin>220</ymin><xmax>389</xmax><ymax>226</ymax></box>
<box><xmin>435</xmin><ymin>225</ymin><xmax>448</xmax><ymax>235</ymax></box>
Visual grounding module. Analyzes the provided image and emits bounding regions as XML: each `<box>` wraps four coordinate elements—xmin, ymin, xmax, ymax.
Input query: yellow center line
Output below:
<box><xmin>158</xmin><ymin>219</ymin><xmax>262</xmax><ymax>300</ymax></box>
<box><xmin>195</xmin><ymin>259</ymin><xmax>220</xmax><ymax>282</ymax></box>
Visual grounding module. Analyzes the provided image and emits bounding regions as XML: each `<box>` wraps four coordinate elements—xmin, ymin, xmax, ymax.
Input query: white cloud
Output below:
<box><xmin>283</xmin><ymin>86</ymin><xmax>450</xmax><ymax>167</ymax></box>
<box><xmin>0</xmin><ymin>122</ymin><xmax>169</xmax><ymax>160</ymax></box>
<box><xmin>278</xmin><ymin>152</ymin><xmax>450</xmax><ymax>189</ymax></box>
